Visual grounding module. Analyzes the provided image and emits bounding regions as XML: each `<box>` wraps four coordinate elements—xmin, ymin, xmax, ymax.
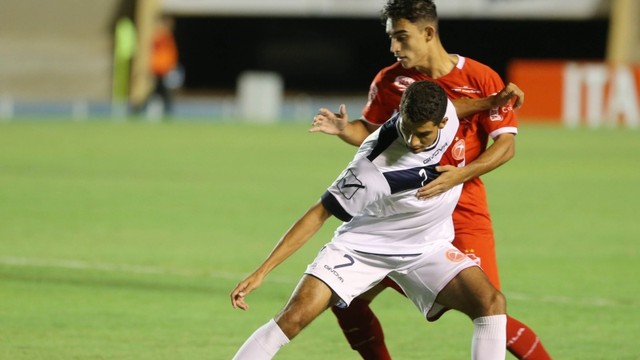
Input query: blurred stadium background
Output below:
<box><xmin>0</xmin><ymin>0</ymin><xmax>637</xmax><ymax>127</ymax></box>
<box><xmin>1</xmin><ymin>1</ymin><xmax>639</xmax><ymax>359</ymax></box>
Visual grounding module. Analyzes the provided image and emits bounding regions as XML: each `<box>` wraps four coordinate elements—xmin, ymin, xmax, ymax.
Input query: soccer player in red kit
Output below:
<box><xmin>310</xmin><ymin>0</ymin><xmax>552</xmax><ymax>359</ymax></box>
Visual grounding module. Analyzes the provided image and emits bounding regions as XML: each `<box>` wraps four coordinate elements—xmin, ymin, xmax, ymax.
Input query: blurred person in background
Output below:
<box><xmin>147</xmin><ymin>15</ymin><xmax>181</xmax><ymax>116</ymax></box>
<box><xmin>310</xmin><ymin>0</ymin><xmax>551</xmax><ymax>359</ymax></box>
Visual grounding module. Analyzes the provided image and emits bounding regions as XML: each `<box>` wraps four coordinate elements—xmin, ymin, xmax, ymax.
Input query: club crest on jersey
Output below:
<box><xmin>337</xmin><ymin>169</ymin><xmax>365</xmax><ymax>199</ymax></box>
<box><xmin>452</xmin><ymin>138</ymin><xmax>465</xmax><ymax>161</ymax></box>
<box><xmin>393</xmin><ymin>76</ymin><xmax>416</xmax><ymax>91</ymax></box>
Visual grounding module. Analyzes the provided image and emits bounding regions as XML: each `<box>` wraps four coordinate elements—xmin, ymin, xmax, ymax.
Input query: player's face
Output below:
<box><xmin>386</xmin><ymin>18</ymin><xmax>432</xmax><ymax>69</ymax></box>
<box><xmin>399</xmin><ymin>117</ymin><xmax>448</xmax><ymax>153</ymax></box>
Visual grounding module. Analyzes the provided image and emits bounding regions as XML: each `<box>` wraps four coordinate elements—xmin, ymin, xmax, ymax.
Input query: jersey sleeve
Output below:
<box><xmin>321</xmin><ymin>158</ymin><xmax>390</xmax><ymax>222</ymax></box>
<box><xmin>361</xmin><ymin>70</ymin><xmax>403</xmax><ymax>126</ymax></box>
<box><xmin>479</xmin><ymin>70</ymin><xmax>518</xmax><ymax>138</ymax></box>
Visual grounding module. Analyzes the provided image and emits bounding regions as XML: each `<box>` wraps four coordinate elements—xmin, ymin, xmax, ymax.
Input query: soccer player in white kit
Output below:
<box><xmin>230</xmin><ymin>81</ymin><xmax>507</xmax><ymax>360</ymax></box>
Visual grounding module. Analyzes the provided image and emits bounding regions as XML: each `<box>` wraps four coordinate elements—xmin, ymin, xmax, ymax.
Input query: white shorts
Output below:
<box><xmin>304</xmin><ymin>241</ymin><xmax>478</xmax><ymax>319</ymax></box>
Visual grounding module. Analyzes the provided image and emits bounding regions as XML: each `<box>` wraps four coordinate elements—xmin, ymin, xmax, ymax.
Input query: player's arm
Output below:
<box><xmin>451</xmin><ymin>82</ymin><xmax>524</xmax><ymax>118</ymax></box>
<box><xmin>230</xmin><ymin>201</ymin><xmax>332</xmax><ymax>310</ymax></box>
<box><xmin>336</xmin><ymin>119</ymin><xmax>379</xmax><ymax>146</ymax></box>
<box><xmin>310</xmin><ymin>82</ymin><xmax>523</xmax><ymax>147</ymax></box>
<box><xmin>416</xmin><ymin>132</ymin><xmax>516</xmax><ymax>200</ymax></box>
<box><xmin>457</xmin><ymin>132</ymin><xmax>516</xmax><ymax>182</ymax></box>
<box><xmin>310</xmin><ymin>104</ymin><xmax>380</xmax><ymax>146</ymax></box>
<box><xmin>416</xmin><ymin>82</ymin><xmax>522</xmax><ymax>199</ymax></box>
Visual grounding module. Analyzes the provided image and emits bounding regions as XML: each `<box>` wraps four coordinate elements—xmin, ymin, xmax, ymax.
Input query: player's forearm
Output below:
<box><xmin>461</xmin><ymin>133</ymin><xmax>516</xmax><ymax>182</ymax></box>
<box><xmin>451</xmin><ymin>97</ymin><xmax>493</xmax><ymax>119</ymax></box>
<box><xmin>337</xmin><ymin>119</ymin><xmax>374</xmax><ymax>147</ymax></box>
<box><xmin>254</xmin><ymin>202</ymin><xmax>331</xmax><ymax>277</ymax></box>
<box><xmin>452</xmin><ymin>82</ymin><xmax>524</xmax><ymax>118</ymax></box>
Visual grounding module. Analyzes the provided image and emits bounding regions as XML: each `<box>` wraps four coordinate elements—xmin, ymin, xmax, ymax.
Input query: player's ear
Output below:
<box><xmin>424</xmin><ymin>25</ymin><xmax>436</xmax><ymax>42</ymax></box>
<box><xmin>438</xmin><ymin>116</ymin><xmax>448</xmax><ymax>129</ymax></box>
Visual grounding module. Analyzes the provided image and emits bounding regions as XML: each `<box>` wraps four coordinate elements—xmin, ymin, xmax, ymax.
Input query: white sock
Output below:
<box><xmin>471</xmin><ymin>314</ymin><xmax>507</xmax><ymax>360</ymax></box>
<box><xmin>232</xmin><ymin>319</ymin><xmax>290</xmax><ymax>360</ymax></box>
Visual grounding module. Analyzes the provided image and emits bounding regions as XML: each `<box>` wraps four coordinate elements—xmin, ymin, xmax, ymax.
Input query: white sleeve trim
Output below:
<box><xmin>489</xmin><ymin>127</ymin><xmax>517</xmax><ymax>139</ymax></box>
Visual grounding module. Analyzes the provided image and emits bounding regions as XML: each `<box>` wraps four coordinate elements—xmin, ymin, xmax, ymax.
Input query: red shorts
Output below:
<box><xmin>451</xmin><ymin>228</ymin><xmax>500</xmax><ymax>290</ymax></box>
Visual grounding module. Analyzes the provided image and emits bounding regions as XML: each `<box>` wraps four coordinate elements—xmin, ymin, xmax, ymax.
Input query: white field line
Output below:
<box><xmin>0</xmin><ymin>256</ymin><xmax>297</xmax><ymax>284</ymax></box>
<box><xmin>0</xmin><ymin>256</ymin><xmax>629</xmax><ymax>308</ymax></box>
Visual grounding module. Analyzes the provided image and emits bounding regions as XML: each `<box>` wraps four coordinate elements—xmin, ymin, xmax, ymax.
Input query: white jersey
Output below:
<box><xmin>321</xmin><ymin>99</ymin><xmax>463</xmax><ymax>255</ymax></box>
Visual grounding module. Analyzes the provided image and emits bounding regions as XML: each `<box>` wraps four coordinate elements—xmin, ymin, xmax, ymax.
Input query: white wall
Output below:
<box><xmin>0</xmin><ymin>0</ymin><xmax>124</xmax><ymax>101</ymax></box>
<box><xmin>163</xmin><ymin>0</ymin><xmax>609</xmax><ymax>19</ymax></box>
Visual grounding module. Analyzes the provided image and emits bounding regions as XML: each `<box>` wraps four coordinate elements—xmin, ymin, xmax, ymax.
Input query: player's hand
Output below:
<box><xmin>309</xmin><ymin>104</ymin><xmax>349</xmax><ymax>135</ymax></box>
<box><xmin>491</xmin><ymin>82</ymin><xmax>524</xmax><ymax>110</ymax></box>
<box><xmin>230</xmin><ymin>273</ymin><xmax>264</xmax><ymax>311</ymax></box>
<box><xmin>416</xmin><ymin>165</ymin><xmax>466</xmax><ymax>199</ymax></box>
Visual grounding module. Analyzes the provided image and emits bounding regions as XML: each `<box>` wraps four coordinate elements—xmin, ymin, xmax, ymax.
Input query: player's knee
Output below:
<box><xmin>483</xmin><ymin>289</ymin><xmax>506</xmax><ymax>316</ymax></box>
<box><xmin>274</xmin><ymin>309</ymin><xmax>312</xmax><ymax>339</ymax></box>
<box><xmin>466</xmin><ymin>286</ymin><xmax>506</xmax><ymax>320</ymax></box>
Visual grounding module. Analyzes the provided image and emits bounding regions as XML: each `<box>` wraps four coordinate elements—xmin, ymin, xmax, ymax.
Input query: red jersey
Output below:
<box><xmin>362</xmin><ymin>56</ymin><xmax>518</xmax><ymax>234</ymax></box>
<box><xmin>151</xmin><ymin>28</ymin><xmax>178</xmax><ymax>76</ymax></box>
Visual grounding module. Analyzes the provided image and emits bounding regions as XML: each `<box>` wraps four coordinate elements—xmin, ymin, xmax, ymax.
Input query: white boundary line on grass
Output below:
<box><xmin>0</xmin><ymin>256</ymin><xmax>626</xmax><ymax>308</ymax></box>
<box><xmin>0</xmin><ymin>256</ymin><xmax>296</xmax><ymax>284</ymax></box>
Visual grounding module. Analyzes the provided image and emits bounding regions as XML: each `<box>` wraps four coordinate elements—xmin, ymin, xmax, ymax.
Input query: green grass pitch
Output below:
<box><xmin>0</xmin><ymin>120</ymin><xmax>638</xmax><ymax>359</ymax></box>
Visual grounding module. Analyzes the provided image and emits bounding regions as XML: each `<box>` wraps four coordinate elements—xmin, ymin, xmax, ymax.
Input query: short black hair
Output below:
<box><xmin>381</xmin><ymin>0</ymin><xmax>438</xmax><ymax>24</ymax></box>
<box><xmin>400</xmin><ymin>80</ymin><xmax>448</xmax><ymax>127</ymax></box>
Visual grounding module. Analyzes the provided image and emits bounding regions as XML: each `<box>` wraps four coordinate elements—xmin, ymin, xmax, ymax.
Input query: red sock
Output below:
<box><xmin>506</xmin><ymin>315</ymin><xmax>552</xmax><ymax>359</ymax></box>
<box><xmin>331</xmin><ymin>298</ymin><xmax>392</xmax><ymax>360</ymax></box>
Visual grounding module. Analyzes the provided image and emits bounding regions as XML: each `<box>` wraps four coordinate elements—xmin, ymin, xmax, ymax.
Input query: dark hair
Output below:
<box><xmin>381</xmin><ymin>0</ymin><xmax>438</xmax><ymax>25</ymax></box>
<box><xmin>400</xmin><ymin>80</ymin><xmax>448</xmax><ymax>127</ymax></box>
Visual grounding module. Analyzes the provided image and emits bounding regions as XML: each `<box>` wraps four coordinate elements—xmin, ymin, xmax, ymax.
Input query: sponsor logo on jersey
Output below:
<box><xmin>451</xmin><ymin>85</ymin><xmax>482</xmax><ymax>94</ymax></box>
<box><xmin>422</xmin><ymin>141</ymin><xmax>449</xmax><ymax>164</ymax></box>
<box><xmin>452</xmin><ymin>138</ymin><xmax>465</xmax><ymax>161</ymax></box>
<box><xmin>488</xmin><ymin>91</ymin><xmax>515</xmax><ymax>121</ymax></box>
<box><xmin>337</xmin><ymin>169</ymin><xmax>365</xmax><ymax>199</ymax></box>
<box><xmin>393</xmin><ymin>76</ymin><xmax>416</xmax><ymax>91</ymax></box>
<box><xmin>446</xmin><ymin>249</ymin><xmax>466</xmax><ymax>262</ymax></box>
<box><xmin>489</xmin><ymin>107</ymin><xmax>504</xmax><ymax>121</ymax></box>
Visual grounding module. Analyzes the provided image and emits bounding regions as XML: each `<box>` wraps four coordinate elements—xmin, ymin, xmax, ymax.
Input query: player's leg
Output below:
<box><xmin>306</xmin><ymin>242</ymin><xmax>394</xmax><ymax>360</ymax></box>
<box><xmin>232</xmin><ymin>275</ymin><xmax>334</xmax><ymax>360</ymax></box>
<box><xmin>391</xmin><ymin>244</ymin><xmax>506</xmax><ymax>360</ymax></box>
<box><xmin>274</xmin><ymin>274</ymin><xmax>337</xmax><ymax>337</ymax></box>
<box><xmin>434</xmin><ymin>265</ymin><xmax>506</xmax><ymax>319</ymax></box>
<box><xmin>330</xmin><ymin>278</ymin><xmax>400</xmax><ymax>360</ymax></box>
<box><xmin>454</xmin><ymin>229</ymin><xmax>552</xmax><ymax>359</ymax></box>
<box><xmin>434</xmin><ymin>266</ymin><xmax>507</xmax><ymax>360</ymax></box>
